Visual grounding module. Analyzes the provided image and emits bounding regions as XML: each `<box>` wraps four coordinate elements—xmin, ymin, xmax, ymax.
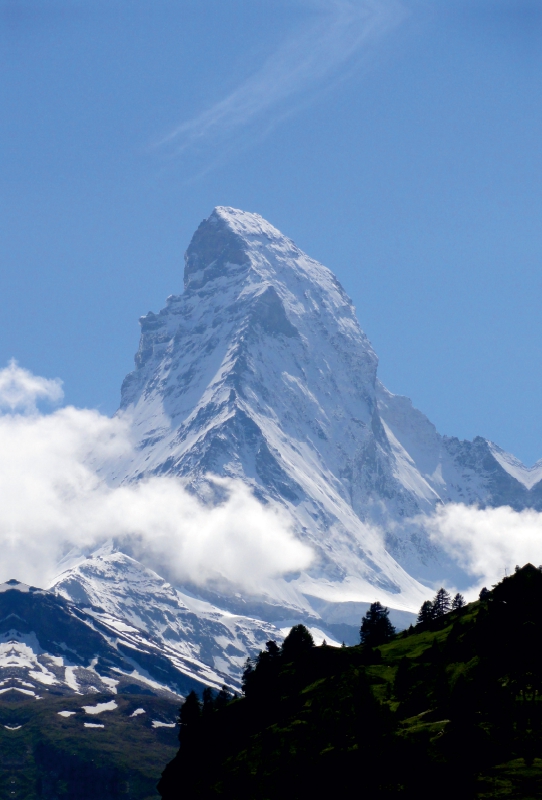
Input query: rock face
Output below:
<box><xmin>110</xmin><ymin>207</ymin><xmax>431</xmax><ymax>615</ymax></box>
<box><xmin>49</xmin><ymin>207</ymin><xmax>542</xmax><ymax>681</ymax></box>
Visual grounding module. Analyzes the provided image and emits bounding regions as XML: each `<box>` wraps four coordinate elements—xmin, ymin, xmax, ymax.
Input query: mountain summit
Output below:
<box><xmin>98</xmin><ymin>208</ymin><xmax>540</xmax><ymax>620</ymax></box>
<box><xmin>111</xmin><ymin>207</ymin><xmax>428</xmax><ymax>616</ymax></box>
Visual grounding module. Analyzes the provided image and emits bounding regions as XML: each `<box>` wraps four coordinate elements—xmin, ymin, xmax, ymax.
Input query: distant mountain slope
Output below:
<box><xmin>0</xmin><ymin>689</ymin><xmax>180</xmax><ymax>800</ymax></box>
<box><xmin>50</xmin><ymin>547</ymin><xmax>302</xmax><ymax>688</ymax></box>
<box><xmin>0</xmin><ymin>578</ymin><xmax>228</xmax><ymax>698</ymax></box>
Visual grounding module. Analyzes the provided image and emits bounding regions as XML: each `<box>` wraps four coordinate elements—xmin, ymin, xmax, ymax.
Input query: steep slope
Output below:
<box><xmin>0</xmin><ymin>578</ymin><xmax>228</xmax><ymax>698</ymax></box>
<box><xmin>377</xmin><ymin>381</ymin><xmax>542</xmax><ymax>512</ymax></box>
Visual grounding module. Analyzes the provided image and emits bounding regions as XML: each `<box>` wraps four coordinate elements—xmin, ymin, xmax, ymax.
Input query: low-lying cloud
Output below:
<box><xmin>0</xmin><ymin>361</ymin><xmax>313</xmax><ymax>591</ymax></box>
<box><xmin>424</xmin><ymin>502</ymin><xmax>542</xmax><ymax>593</ymax></box>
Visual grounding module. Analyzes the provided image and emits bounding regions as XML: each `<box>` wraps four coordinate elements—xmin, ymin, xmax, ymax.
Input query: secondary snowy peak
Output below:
<box><xmin>376</xmin><ymin>381</ymin><xmax>542</xmax><ymax>512</ymax></box>
<box><xmin>0</xmin><ymin>579</ymin><xmax>207</xmax><ymax>698</ymax></box>
<box><xmin>50</xmin><ymin>550</ymin><xmax>284</xmax><ymax>688</ymax></box>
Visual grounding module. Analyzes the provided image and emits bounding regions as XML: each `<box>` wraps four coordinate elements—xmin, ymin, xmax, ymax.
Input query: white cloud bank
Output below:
<box><xmin>3</xmin><ymin>361</ymin><xmax>541</xmax><ymax>598</ymax></box>
<box><xmin>424</xmin><ymin>503</ymin><xmax>542</xmax><ymax>593</ymax></box>
<box><xmin>0</xmin><ymin>362</ymin><xmax>313</xmax><ymax>591</ymax></box>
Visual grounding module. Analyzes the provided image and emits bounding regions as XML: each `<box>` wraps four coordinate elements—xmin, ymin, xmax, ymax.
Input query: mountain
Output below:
<box><xmin>0</xmin><ymin>579</ymin><xmax>183</xmax><ymax>799</ymax></box>
<box><xmin>48</xmin><ymin>206</ymin><xmax>542</xmax><ymax>684</ymax></box>
<box><xmin>158</xmin><ymin>564</ymin><xmax>542</xmax><ymax>800</ymax></box>
<box><xmin>109</xmin><ymin>208</ymin><xmax>540</xmax><ymax>591</ymax></box>
<box><xmin>50</xmin><ymin>546</ymin><xmax>325</xmax><ymax>689</ymax></box>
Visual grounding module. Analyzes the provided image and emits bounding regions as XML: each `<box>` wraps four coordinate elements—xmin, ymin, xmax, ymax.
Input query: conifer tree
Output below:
<box><xmin>214</xmin><ymin>685</ymin><xmax>232</xmax><ymax>710</ymax></box>
<box><xmin>360</xmin><ymin>601</ymin><xmax>395</xmax><ymax>646</ymax></box>
<box><xmin>241</xmin><ymin>657</ymin><xmax>254</xmax><ymax>696</ymax></box>
<box><xmin>432</xmin><ymin>588</ymin><xmax>452</xmax><ymax>617</ymax></box>
<box><xmin>178</xmin><ymin>690</ymin><xmax>201</xmax><ymax>746</ymax></box>
<box><xmin>451</xmin><ymin>592</ymin><xmax>465</xmax><ymax>610</ymax></box>
<box><xmin>202</xmin><ymin>687</ymin><xmax>215</xmax><ymax>719</ymax></box>
<box><xmin>417</xmin><ymin>600</ymin><xmax>434</xmax><ymax>625</ymax></box>
<box><xmin>479</xmin><ymin>586</ymin><xmax>490</xmax><ymax>600</ymax></box>
<box><xmin>281</xmin><ymin>625</ymin><xmax>314</xmax><ymax>660</ymax></box>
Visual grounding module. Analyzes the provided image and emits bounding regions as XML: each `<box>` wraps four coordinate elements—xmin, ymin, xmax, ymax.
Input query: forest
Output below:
<box><xmin>158</xmin><ymin>564</ymin><xmax>542</xmax><ymax>799</ymax></box>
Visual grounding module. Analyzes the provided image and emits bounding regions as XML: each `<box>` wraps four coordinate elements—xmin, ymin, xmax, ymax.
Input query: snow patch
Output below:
<box><xmin>82</xmin><ymin>700</ymin><xmax>118</xmax><ymax>715</ymax></box>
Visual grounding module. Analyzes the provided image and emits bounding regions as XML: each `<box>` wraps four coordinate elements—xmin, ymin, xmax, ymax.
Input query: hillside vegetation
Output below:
<box><xmin>0</xmin><ymin>692</ymin><xmax>179</xmax><ymax>800</ymax></box>
<box><xmin>159</xmin><ymin>564</ymin><xmax>542</xmax><ymax>799</ymax></box>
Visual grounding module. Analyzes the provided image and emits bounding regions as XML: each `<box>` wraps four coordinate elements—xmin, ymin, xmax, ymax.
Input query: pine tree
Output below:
<box><xmin>479</xmin><ymin>586</ymin><xmax>490</xmax><ymax>600</ymax></box>
<box><xmin>451</xmin><ymin>592</ymin><xmax>465</xmax><ymax>610</ymax></box>
<box><xmin>202</xmin><ymin>686</ymin><xmax>215</xmax><ymax>719</ymax></box>
<box><xmin>241</xmin><ymin>657</ymin><xmax>254</xmax><ymax>696</ymax></box>
<box><xmin>360</xmin><ymin>601</ymin><xmax>395</xmax><ymax>647</ymax></box>
<box><xmin>178</xmin><ymin>690</ymin><xmax>201</xmax><ymax>746</ymax></box>
<box><xmin>214</xmin><ymin>685</ymin><xmax>232</xmax><ymax>711</ymax></box>
<box><xmin>432</xmin><ymin>588</ymin><xmax>452</xmax><ymax>618</ymax></box>
<box><xmin>281</xmin><ymin>625</ymin><xmax>314</xmax><ymax>661</ymax></box>
<box><xmin>417</xmin><ymin>600</ymin><xmax>434</xmax><ymax>625</ymax></box>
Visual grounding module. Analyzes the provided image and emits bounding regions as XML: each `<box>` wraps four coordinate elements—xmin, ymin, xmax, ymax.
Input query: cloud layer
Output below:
<box><xmin>3</xmin><ymin>361</ymin><xmax>542</xmax><ymax>598</ymax></box>
<box><xmin>424</xmin><ymin>502</ymin><xmax>542</xmax><ymax>593</ymax></box>
<box><xmin>0</xmin><ymin>362</ymin><xmax>313</xmax><ymax>590</ymax></box>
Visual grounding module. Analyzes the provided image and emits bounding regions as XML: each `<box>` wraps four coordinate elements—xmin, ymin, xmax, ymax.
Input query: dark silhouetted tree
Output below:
<box><xmin>260</xmin><ymin>639</ymin><xmax>280</xmax><ymax>660</ymax></box>
<box><xmin>214</xmin><ymin>685</ymin><xmax>233</xmax><ymax>711</ymax></box>
<box><xmin>202</xmin><ymin>687</ymin><xmax>215</xmax><ymax>719</ymax></box>
<box><xmin>178</xmin><ymin>690</ymin><xmax>201</xmax><ymax>746</ymax></box>
<box><xmin>360</xmin><ymin>601</ymin><xmax>395</xmax><ymax>646</ymax></box>
<box><xmin>451</xmin><ymin>592</ymin><xmax>465</xmax><ymax>610</ymax></box>
<box><xmin>281</xmin><ymin>625</ymin><xmax>314</xmax><ymax>661</ymax></box>
<box><xmin>417</xmin><ymin>600</ymin><xmax>434</xmax><ymax>625</ymax></box>
<box><xmin>479</xmin><ymin>587</ymin><xmax>490</xmax><ymax>600</ymax></box>
<box><xmin>241</xmin><ymin>657</ymin><xmax>254</xmax><ymax>696</ymax></box>
<box><xmin>432</xmin><ymin>588</ymin><xmax>452</xmax><ymax>618</ymax></box>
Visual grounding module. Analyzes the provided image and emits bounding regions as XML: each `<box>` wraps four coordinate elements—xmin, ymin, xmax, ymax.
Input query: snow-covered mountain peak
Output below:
<box><xmin>109</xmin><ymin>207</ymin><xmax>542</xmax><ymax>634</ymax></box>
<box><xmin>183</xmin><ymin>206</ymin><xmax>355</xmax><ymax>317</ymax></box>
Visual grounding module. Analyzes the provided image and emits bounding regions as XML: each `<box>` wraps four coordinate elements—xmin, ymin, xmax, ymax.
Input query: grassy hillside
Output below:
<box><xmin>158</xmin><ymin>565</ymin><xmax>542</xmax><ymax>799</ymax></box>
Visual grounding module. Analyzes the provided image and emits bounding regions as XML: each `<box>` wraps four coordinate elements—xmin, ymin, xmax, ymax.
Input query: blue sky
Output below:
<box><xmin>1</xmin><ymin>0</ymin><xmax>542</xmax><ymax>463</ymax></box>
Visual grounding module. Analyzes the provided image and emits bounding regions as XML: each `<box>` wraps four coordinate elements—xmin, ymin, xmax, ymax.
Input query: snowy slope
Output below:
<box><xmin>376</xmin><ymin>382</ymin><xmax>542</xmax><ymax>512</ymax></box>
<box><xmin>106</xmin><ymin>207</ymin><xmax>432</xmax><ymax>615</ymax></box>
<box><xmin>0</xmin><ymin>579</ymin><xmax>223</xmax><ymax>698</ymax></box>
<box><xmin>50</xmin><ymin>546</ymin><xmax>302</xmax><ymax>687</ymax></box>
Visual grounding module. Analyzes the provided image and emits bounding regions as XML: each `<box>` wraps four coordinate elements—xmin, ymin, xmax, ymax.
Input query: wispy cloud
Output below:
<box><xmin>160</xmin><ymin>0</ymin><xmax>407</xmax><ymax>154</ymax></box>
